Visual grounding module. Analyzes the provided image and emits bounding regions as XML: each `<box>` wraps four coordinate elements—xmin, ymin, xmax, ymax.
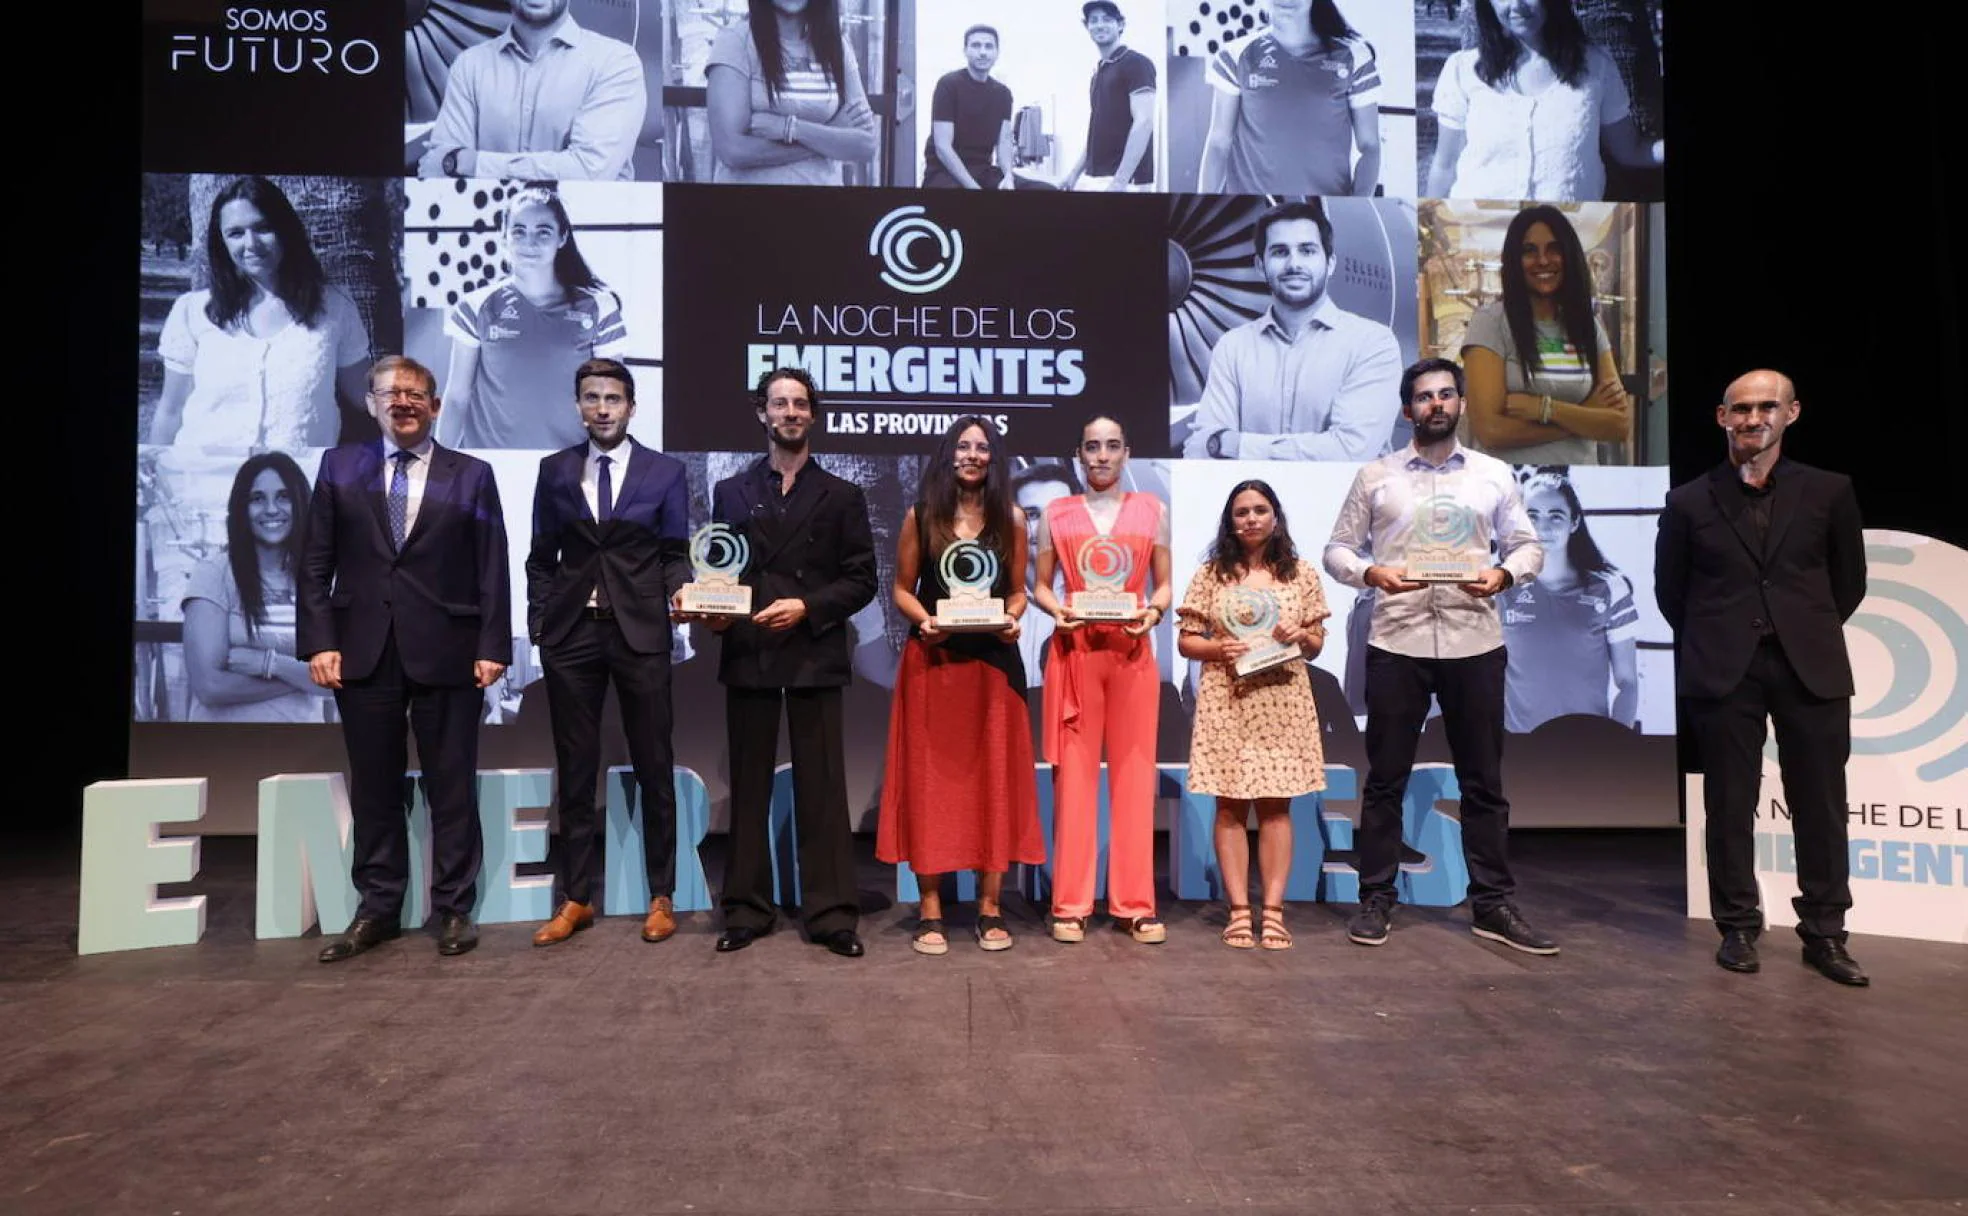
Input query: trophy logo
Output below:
<box><xmin>932</xmin><ymin>539</ymin><xmax>1008</xmax><ymax>632</ymax></box>
<box><xmin>1070</xmin><ymin>536</ymin><xmax>1140</xmax><ymax>620</ymax></box>
<box><xmin>679</xmin><ymin>522</ymin><xmax>753</xmax><ymax>616</ymax></box>
<box><xmin>1222</xmin><ymin>585</ymin><xmax>1299</xmax><ymax>678</ymax></box>
<box><xmin>1405</xmin><ymin>495</ymin><xmax>1487</xmax><ymax>583</ymax></box>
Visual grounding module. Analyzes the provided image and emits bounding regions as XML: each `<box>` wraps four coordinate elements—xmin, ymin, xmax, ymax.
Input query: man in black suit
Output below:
<box><xmin>300</xmin><ymin>355</ymin><xmax>512</xmax><ymax>961</ymax></box>
<box><xmin>1655</xmin><ymin>368</ymin><xmax>1869</xmax><ymax>985</ymax></box>
<box><xmin>685</xmin><ymin>367</ymin><xmax>876</xmax><ymax>958</ymax></box>
<box><xmin>525</xmin><ymin>359</ymin><xmax>692</xmax><ymax>948</ymax></box>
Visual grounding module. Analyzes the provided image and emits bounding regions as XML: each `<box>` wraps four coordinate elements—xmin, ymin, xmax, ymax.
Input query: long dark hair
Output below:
<box><xmin>747</xmin><ymin>0</ymin><xmax>847</xmax><ymax>106</ymax></box>
<box><xmin>1499</xmin><ymin>204</ymin><xmax>1600</xmax><ymax>379</ymax></box>
<box><xmin>918</xmin><ymin>415</ymin><xmax>1014</xmax><ymax>557</ymax></box>
<box><xmin>203</xmin><ymin>176</ymin><xmax>325</xmax><ymax>330</ymax></box>
<box><xmin>502</xmin><ymin>184</ymin><xmax>602</xmax><ymax>291</ymax></box>
<box><xmin>1308</xmin><ymin>0</ymin><xmax>1359</xmax><ymax>51</ymax></box>
<box><xmin>1475</xmin><ymin>0</ymin><xmax>1590</xmax><ymax>87</ymax></box>
<box><xmin>1207</xmin><ymin>479</ymin><xmax>1299</xmax><ymax>582</ymax></box>
<box><xmin>1519</xmin><ymin>467</ymin><xmax>1614</xmax><ymax>577</ymax></box>
<box><xmin>225</xmin><ymin>451</ymin><xmax>311</xmax><ymax>639</ymax></box>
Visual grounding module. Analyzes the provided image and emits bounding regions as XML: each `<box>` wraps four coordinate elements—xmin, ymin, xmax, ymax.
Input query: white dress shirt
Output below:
<box><xmin>1323</xmin><ymin>441</ymin><xmax>1544</xmax><ymax>660</ymax></box>
<box><xmin>582</xmin><ymin>439</ymin><xmax>629</xmax><ymax>521</ymax></box>
<box><xmin>381</xmin><ymin>436</ymin><xmax>437</xmax><ymax>539</ymax></box>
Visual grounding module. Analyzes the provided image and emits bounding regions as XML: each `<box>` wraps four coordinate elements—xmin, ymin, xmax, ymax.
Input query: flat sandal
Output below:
<box><xmin>1221</xmin><ymin>904</ymin><xmax>1256</xmax><ymax>950</ymax></box>
<box><xmin>1260</xmin><ymin>905</ymin><xmax>1294</xmax><ymax>951</ymax></box>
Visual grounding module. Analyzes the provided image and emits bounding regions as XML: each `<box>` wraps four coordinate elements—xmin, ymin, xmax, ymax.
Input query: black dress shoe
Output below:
<box><xmin>716</xmin><ymin>926</ymin><xmax>765</xmax><ymax>953</ymax></box>
<box><xmin>436</xmin><ymin>913</ymin><xmax>478</xmax><ymax>957</ymax></box>
<box><xmin>1802</xmin><ymin>938</ymin><xmax>1869</xmax><ymax>986</ymax></box>
<box><xmin>318</xmin><ymin>915</ymin><xmax>401</xmax><ymax>964</ymax></box>
<box><xmin>1715</xmin><ymin>929</ymin><xmax>1761</xmax><ymax>973</ymax></box>
<box><xmin>819</xmin><ymin>929</ymin><xmax>864</xmax><ymax>958</ymax></box>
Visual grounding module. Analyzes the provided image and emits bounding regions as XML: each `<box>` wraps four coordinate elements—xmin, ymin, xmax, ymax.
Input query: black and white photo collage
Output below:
<box><xmin>137</xmin><ymin>0</ymin><xmax>1671</xmax><ymax>755</ymax></box>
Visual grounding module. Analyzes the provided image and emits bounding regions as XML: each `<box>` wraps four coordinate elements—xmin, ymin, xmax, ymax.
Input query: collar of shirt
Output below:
<box><xmin>384</xmin><ymin>435</ymin><xmax>435</xmax><ymax>465</ymax></box>
<box><xmin>495</xmin><ymin>14</ymin><xmax>583</xmax><ymax>59</ymax></box>
<box><xmin>1259</xmin><ymin>294</ymin><xmax>1342</xmax><ymax>344</ymax></box>
<box><xmin>1402</xmin><ymin>441</ymin><xmax>1466</xmax><ymax>473</ymax></box>
<box><xmin>588</xmin><ymin>438</ymin><xmax>632</xmax><ymax>466</ymax></box>
<box><xmin>751</xmin><ymin>453</ymin><xmax>822</xmax><ymax>491</ymax></box>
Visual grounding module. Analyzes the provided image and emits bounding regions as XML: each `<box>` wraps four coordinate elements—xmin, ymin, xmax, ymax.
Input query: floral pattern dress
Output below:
<box><xmin>1179</xmin><ymin>562</ymin><xmax>1330</xmax><ymax>799</ymax></box>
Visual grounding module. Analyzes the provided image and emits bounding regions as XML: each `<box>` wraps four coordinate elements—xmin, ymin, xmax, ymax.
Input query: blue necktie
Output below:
<box><xmin>596</xmin><ymin>454</ymin><xmax>614</xmax><ymax>523</ymax></box>
<box><xmin>388</xmin><ymin>449</ymin><xmax>413</xmax><ymax>550</ymax></box>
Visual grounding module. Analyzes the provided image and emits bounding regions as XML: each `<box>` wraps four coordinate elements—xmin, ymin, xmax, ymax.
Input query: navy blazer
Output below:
<box><xmin>711</xmin><ymin>457</ymin><xmax>877</xmax><ymax>689</ymax></box>
<box><xmin>525</xmin><ymin>438</ymin><xmax>691</xmax><ymax>654</ymax></box>
<box><xmin>1654</xmin><ymin>458</ymin><xmax>1866</xmax><ymax>701</ymax></box>
<box><xmin>297</xmin><ymin>440</ymin><xmax>513</xmax><ymax>687</ymax></box>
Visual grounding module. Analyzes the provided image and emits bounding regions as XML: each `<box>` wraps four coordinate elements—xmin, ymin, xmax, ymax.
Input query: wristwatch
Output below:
<box><xmin>441</xmin><ymin>148</ymin><xmax>461</xmax><ymax>177</ymax></box>
<box><xmin>1205</xmin><ymin>429</ymin><xmax>1228</xmax><ymax>459</ymax></box>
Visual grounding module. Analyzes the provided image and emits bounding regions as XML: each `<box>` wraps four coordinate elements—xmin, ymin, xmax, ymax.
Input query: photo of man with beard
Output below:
<box><xmin>1183</xmin><ymin>199</ymin><xmax>1404</xmax><ymax>461</ymax></box>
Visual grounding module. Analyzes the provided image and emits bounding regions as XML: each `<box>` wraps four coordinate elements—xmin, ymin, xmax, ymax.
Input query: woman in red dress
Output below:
<box><xmin>877</xmin><ymin>416</ymin><xmax>1047</xmax><ymax>954</ymax></box>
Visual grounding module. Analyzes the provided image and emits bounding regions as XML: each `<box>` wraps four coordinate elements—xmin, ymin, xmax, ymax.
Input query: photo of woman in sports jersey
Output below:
<box><xmin>436</xmin><ymin>183</ymin><xmax>629</xmax><ymax>450</ymax></box>
<box><xmin>1165</xmin><ymin>0</ymin><xmax>1416</xmax><ymax>196</ymax></box>
<box><xmin>1498</xmin><ymin>466</ymin><xmax>1639</xmax><ymax>733</ymax></box>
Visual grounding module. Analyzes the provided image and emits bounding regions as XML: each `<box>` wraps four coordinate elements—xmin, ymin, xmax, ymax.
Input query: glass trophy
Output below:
<box><xmin>1070</xmin><ymin>535</ymin><xmax>1140</xmax><ymax>620</ymax></box>
<box><xmin>678</xmin><ymin>522</ymin><xmax>753</xmax><ymax>616</ymax></box>
<box><xmin>1223</xmin><ymin>585</ymin><xmax>1299</xmax><ymax>678</ymax></box>
<box><xmin>932</xmin><ymin>539</ymin><xmax>1010</xmax><ymax>632</ymax></box>
<box><xmin>1404</xmin><ymin>494</ymin><xmax>1489</xmax><ymax>583</ymax></box>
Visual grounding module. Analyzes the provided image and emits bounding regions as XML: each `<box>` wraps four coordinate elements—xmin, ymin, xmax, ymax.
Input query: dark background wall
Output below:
<box><xmin>34</xmin><ymin>4</ymin><xmax>1961</xmax><ymax>840</ymax></box>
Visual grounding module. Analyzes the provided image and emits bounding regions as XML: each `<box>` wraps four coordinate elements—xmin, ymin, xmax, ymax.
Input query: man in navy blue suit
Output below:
<box><xmin>525</xmin><ymin>358</ymin><xmax>693</xmax><ymax>947</ymax></box>
<box><xmin>300</xmin><ymin>354</ymin><xmax>513</xmax><ymax>961</ymax></box>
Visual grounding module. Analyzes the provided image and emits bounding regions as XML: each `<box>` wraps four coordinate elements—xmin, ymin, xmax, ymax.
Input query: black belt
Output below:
<box><xmin>582</xmin><ymin>606</ymin><xmax>615</xmax><ymax>620</ymax></box>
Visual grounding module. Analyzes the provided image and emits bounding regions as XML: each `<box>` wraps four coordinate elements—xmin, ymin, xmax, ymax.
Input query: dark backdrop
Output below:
<box><xmin>34</xmin><ymin>4</ymin><xmax>1960</xmax><ymax>838</ymax></box>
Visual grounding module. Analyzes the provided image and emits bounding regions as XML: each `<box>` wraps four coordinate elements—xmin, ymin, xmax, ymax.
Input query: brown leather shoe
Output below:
<box><xmin>642</xmin><ymin>896</ymin><xmax>677</xmax><ymax>942</ymax></box>
<box><xmin>532</xmin><ymin>900</ymin><xmax>594</xmax><ymax>947</ymax></box>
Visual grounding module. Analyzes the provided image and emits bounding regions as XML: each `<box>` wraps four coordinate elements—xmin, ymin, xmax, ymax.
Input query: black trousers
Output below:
<box><xmin>1358</xmin><ymin>645</ymin><xmax>1515</xmax><ymax>913</ymax></box>
<box><xmin>721</xmin><ymin>685</ymin><xmax>859</xmax><ymax>935</ymax></box>
<box><xmin>333</xmin><ymin>631</ymin><xmax>484</xmax><ymax>920</ymax></box>
<box><xmin>1685</xmin><ymin>636</ymin><xmax>1852</xmax><ymax>942</ymax></box>
<box><xmin>541</xmin><ymin>613</ymin><xmax>676</xmax><ymax>906</ymax></box>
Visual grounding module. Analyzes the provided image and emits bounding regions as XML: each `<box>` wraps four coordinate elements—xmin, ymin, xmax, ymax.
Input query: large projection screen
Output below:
<box><xmin>136</xmin><ymin>0</ymin><xmax>1671</xmax><ymax>832</ymax></box>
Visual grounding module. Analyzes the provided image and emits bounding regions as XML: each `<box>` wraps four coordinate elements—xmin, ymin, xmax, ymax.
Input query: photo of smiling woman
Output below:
<box><xmin>1461</xmin><ymin>204</ymin><xmax>1630</xmax><ymax>465</ymax></box>
<box><xmin>1422</xmin><ymin>0</ymin><xmax>1662</xmax><ymax>201</ymax></box>
<box><xmin>704</xmin><ymin>0</ymin><xmax>879</xmax><ymax>186</ymax></box>
<box><xmin>150</xmin><ymin>177</ymin><xmax>371</xmax><ymax>451</ymax></box>
<box><xmin>1498</xmin><ymin>466</ymin><xmax>1639</xmax><ymax>732</ymax></box>
<box><xmin>438</xmin><ymin>184</ymin><xmax>628</xmax><ymax>450</ymax></box>
<box><xmin>876</xmin><ymin>416</ymin><xmax>1046</xmax><ymax>956</ymax></box>
<box><xmin>180</xmin><ymin>451</ymin><xmax>333</xmax><ymax>723</ymax></box>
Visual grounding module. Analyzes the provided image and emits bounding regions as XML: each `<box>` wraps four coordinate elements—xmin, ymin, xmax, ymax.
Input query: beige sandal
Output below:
<box><xmin>1221</xmin><ymin>905</ymin><xmax>1256</xmax><ymax>950</ymax></box>
<box><xmin>1050</xmin><ymin>915</ymin><xmax>1087</xmax><ymax>944</ymax></box>
<box><xmin>1116</xmin><ymin>916</ymin><xmax>1168</xmax><ymax>945</ymax></box>
<box><xmin>1259</xmin><ymin>905</ymin><xmax>1294</xmax><ymax>951</ymax></box>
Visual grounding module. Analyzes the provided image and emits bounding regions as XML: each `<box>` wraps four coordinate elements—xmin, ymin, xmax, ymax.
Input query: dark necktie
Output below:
<box><xmin>593</xmin><ymin>454</ymin><xmax>613</xmax><ymax>611</ymax></box>
<box><xmin>388</xmin><ymin>449</ymin><xmax>414</xmax><ymax>550</ymax></box>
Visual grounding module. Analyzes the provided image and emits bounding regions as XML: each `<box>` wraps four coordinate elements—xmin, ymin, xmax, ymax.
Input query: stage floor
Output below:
<box><xmin>2</xmin><ymin>831</ymin><xmax>1962</xmax><ymax>1215</ymax></box>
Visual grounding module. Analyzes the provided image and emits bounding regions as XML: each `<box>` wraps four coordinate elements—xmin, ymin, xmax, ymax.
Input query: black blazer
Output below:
<box><xmin>711</xmin><ymin>457</ymin><xmax>877</xmax><ymax>689</ymax></box>
<box><xmin>1654</xmin><ymin>458</ymin><xmax>1865</xmax><ymax>700</ymax></box>
<box><xmin>298</xmin><ymin>440</ymin><xmax>513</xmax><ymax>686</ymax></box>
<box><xmin>525</xmin><ymin>439</ymin><xmax>691</xmax><ymax>654</ymax></box>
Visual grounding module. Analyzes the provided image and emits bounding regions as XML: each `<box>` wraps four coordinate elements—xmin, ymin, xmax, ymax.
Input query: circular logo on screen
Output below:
<box><xmin>870</xmin><ymin>206</ymin><xmax>963</xmax><ymax>295</ymax></box>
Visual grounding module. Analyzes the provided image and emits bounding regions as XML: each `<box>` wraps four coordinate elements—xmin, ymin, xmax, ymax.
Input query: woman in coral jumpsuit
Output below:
<box><xmin>1030</xmin><ymin>416</ymin><xmax>1173</xmax><ymax>944</ymax></box>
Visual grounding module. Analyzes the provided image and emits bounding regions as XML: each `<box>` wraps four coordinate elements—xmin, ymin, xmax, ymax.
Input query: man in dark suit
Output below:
<box><xmin>300</xmin><ymin>355</ymin><xmax>512</xmax><ymax>961</ymax></box>
<box><xmin>526</xmin><ymin>358</ymin><xmax>691</xmax><ymax>947</ymax></box>
<box><xmin>685</xmin><ymin>367</ymin><xmax>876</xmax><ymax>958</ymax></box>
<box><xmin>1655</xmin><ymin>368</ymin><xmax>1869</xmax><ymax>985</ymax></box>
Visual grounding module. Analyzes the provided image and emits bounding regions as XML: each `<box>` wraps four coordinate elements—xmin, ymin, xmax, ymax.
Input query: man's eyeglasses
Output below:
<box><xmin>370</xmin><ymin>387</ymin><xmax>432</xmax><ymax>405</ymax></box>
